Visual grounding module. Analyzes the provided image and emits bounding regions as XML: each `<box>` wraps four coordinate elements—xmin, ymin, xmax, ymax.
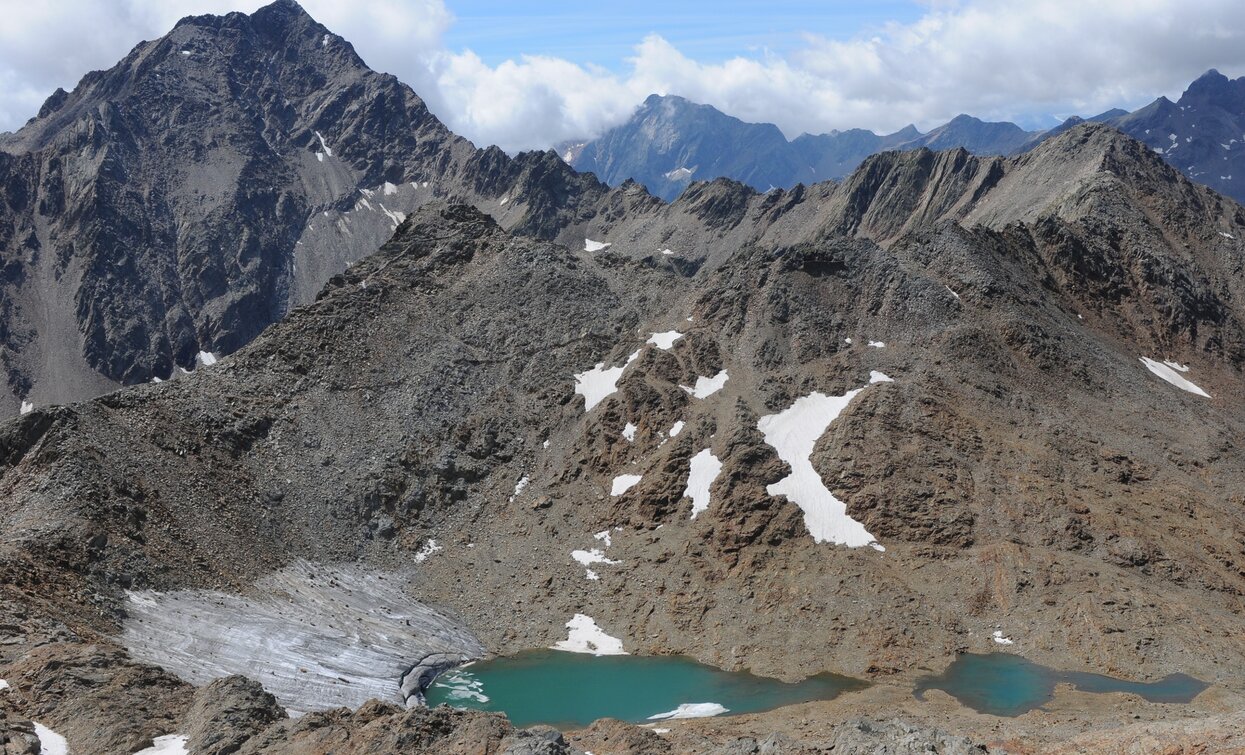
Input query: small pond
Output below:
<box><xmin>913</xmin><ymin>653</ymin><xmax>1209</xmax><ymax>717</ymax></box>
<box><xmin>425</xmin><ymin>650</ymin><xmax>868</xmax><ymax>728</ymax></box>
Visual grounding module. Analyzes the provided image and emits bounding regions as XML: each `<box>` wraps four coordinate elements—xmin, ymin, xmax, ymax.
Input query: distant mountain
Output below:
<box><xmin>565</xmin><ymin>94</ymin><xmax>809</xmax><ymax>201</ymax></box>
<box><xmin>566</xmin><ymin>72</ymin><xmax>1245</xmax><ymax>207</ymax></box>
<box><xmin>565</xmin><ymin>95</ymin><xmax>1041</xmax><ymax>200</ymax></box>
<box><xmin>1097</xmin><ymin>69</ymin><xmax>1245</xmax><ymax>202</ymax></box>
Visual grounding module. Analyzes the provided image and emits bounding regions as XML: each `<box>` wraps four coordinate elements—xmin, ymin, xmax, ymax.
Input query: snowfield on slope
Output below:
<box><xmin>611</xmin><ymin>474</ymin><xmax>642</xmax><ymax>496</ymax></box>
<box><xmin>646</xmin><ymin>331</ymin><xmax>683</xmax><ymax>350</ymax></box>
<box><xmin>758</xmin><ymin>388</ymin><xmax>884</xmax><ymax>550</ymax></box>
<box><xmin>574</xmin><ymin>350</ymin><xmax>640</xmax><ymax>411</ymax></box>
<box><xmin>35</xmin><ymin>723</ymin><xmax>67</xmax><ymax>755</ymax></box>
<box><xmin>1139</xmin><ymin>357</ymin><xmax>1210</xmax><ymax>397</ymax></box>
<box><xmin>681</xmin><ymin>370</ymin><xmax>729</xmax><ymax>398</ymax></box>
<box><xmin>685</xmin><ymin>449</ymin><xmax>722</xmax><ymax>519</ymax></box>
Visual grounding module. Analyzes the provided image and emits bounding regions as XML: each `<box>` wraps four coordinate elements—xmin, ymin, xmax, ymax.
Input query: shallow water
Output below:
<box><xmin>913</xmin><ymin>653</ymin><xmax>1208</xmax><ymax>716</ymax></box>
<box><xmin>425</xmin><ymin>650</ymin><xmax>867</xmax><ymax>728</ymax></box>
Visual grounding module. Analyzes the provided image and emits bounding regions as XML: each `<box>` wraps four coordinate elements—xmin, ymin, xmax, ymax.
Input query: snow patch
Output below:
<box><xmin>20</xmin><ymin>401</ymin><xmax>33</xmax><ymax>415</ymax></box>
<box><xmin>413</xmin><ymin>539</ymin><xmax>442</xmax><ymax>563</ymax></box>
<box><xmin>869</xmin><ymin>371</ymin><xmax>894</xmax><ymax>384</ymax></box>
<box><xmin>509</xmin><ymin>476</ymin><xmax>529</xmax><ymax>502</ymax></box>
<box><xmin>1220</xmin><ymin>231</ymin><xmax>1235</xmax><ymax>239</ymax></box>
<box><xmin>314</xmin><ymin>131</ymin><xmax>333</xmax><ymax>157</ymax></box>
<box><xmin>34</xmin><ymin>723</ymin><xmax>68</xmax><ymax>755</ymax></box>
<box><xmin>552</xmin><ymin>614</ymin><xmax>626</xmax><ymax>655</ymax></box>
<box><xmin>196</xmin><ymin>350</ymin><xmax>218</xmax><ymax>367</ymax></box>
<box><xmin>622</xmin><ymin>422</ymin><xmax>638</xmax><ymax>442</ymax></box>
<box><xmin>611</xmin><ymin>474</ymin><xmax>642</xmax><ymax>496</ymax></box>
<box><xmin>382</xmin><ymin>181</ymin><xmax>398</xmax><ymax>196</ymax></box>
<box><xmin>594</xmin><ymin>529</ymin><xmax>613</xmax><ymax>548</ymax></box>
<box><xmin>668</xmin><ymin>420</ymin><xmax>685</xmax><ymax>437</ymax></box>
<box><xmin>1139</xmin><ymin>357</ymin><xmax>1210</xmax><ymax>398</ymax></box>
<box><xmin>321</xmin><ymin>33</ymin><xmax>330</xmax><ymax>47</ymax></box>
<box><xmin>758</xmin><ymin>389</ymin><xmax>884</xmax><ymax>550</ymax></box>
<box><xmin>584</xmin><ymin>238</ymin><xmax>611</xmax><ymax>252</ymax></box>
<box><xmin>0</xmin><ymin>679</ymin><xmax>8</xmax><ymax>691</ymax></box>
<box><xmin>945</xmin><ymin>285</ymin><xmax>961</xmax><ymax>300</ymax></box>
<box><xmin>685</xmin><ymin>449</ymin><xmax>722</xmax><ymax>519</ymax></box>
<box><xmin>574</xmin><ymin>350</ymin><xmax>640</xmax><ymax>412</ymax></box>
<box><xmin>992</xmin><ymin>630</ymin><xmax>1014</xmax><ymax>646</ymax></box>
<box><xmin>867</xmin><ymin>340</ymin><xmax>886</xmax><ymax>348</ymax></box>
<box><xmin>180</xmin><ymin>50</ymin><xmax>191</xmax><ymax>56</ymax></box>
<box><xmin>648</xmin><ymin>702</ymin><xmax>728</xmax><ymax>720</ymax></box>
<box><xmin>646</xmin><ymin>331</ymin><xmax>683</xmax><ymax>350</ymax></box>
<box><xmin>680</xmin><ymin>370</ymin><xmax>729</xmax><ymax>399</ymax></box>
<box><xmin>660</xmin><ymin>249</ymin><xmax>675</xmax><ymax>255</ymax></box>
<box><xmin>571</xmin><ymin>549</ymin><xmax>619</xmax><ymax>568</ymax></box>
<box><xmin>135</xmin><ymin>734</ymin><xmax>190</xmax><ymax>754</ymax></box>
<box><xmin>379</xmin><ymin>204</ymin><xmax>406</xmax><ymax>228</ymax></box>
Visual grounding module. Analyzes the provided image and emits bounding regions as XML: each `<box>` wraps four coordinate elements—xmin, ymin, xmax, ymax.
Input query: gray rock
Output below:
<box><xmin>826</xmin><ymin>719</ymin><xmax>990</xmax><ymax>755</ymax></box>
<box><xmin>502</xmin><ymin>726</ymin><xmax>575</xmax><ymax>755</ymax></box>
<box><xmin>183</xmin><ymin>676</ymin><xmax>286</xmax><ymax>755</ymax></box>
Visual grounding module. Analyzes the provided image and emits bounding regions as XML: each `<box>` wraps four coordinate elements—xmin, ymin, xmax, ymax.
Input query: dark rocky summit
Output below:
<box><xmin>0</xmin><ymin>0</ymin><xmax>611</xmax><ymax>416</ymax></box>
<box><xmin>3</xmin><ymin>3</ymin><xmax>1245</xmax><ymax>753</ymax></box>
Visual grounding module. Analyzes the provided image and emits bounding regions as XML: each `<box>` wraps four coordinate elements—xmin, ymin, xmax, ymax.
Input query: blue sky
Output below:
<box><xmin>442</xmin><ymin>1</ymin><xmax>925</xmax><ymax>70</ymax></box>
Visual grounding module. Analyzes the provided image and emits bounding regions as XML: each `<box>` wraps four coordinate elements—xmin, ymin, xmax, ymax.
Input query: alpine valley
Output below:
<box><xmin>2</xmin><ymin>2</ymin><xmax>1245</xmax><ymax>754</ymax></box>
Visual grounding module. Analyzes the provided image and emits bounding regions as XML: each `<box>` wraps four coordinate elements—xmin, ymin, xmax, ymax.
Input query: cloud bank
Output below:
<box><xmin>2</xmin><ymin>0</ymin><xmax>1245</xmax><ymax>153</ymax></box>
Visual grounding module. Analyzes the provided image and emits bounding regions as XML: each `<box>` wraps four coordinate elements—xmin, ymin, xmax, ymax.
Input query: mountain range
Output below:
<box><xmin>3</xmin><ymin>2</ymin><xmax>1245</xmax><ymax>753</ymax></box>
<box><xmin>566</xmin><ymin>70</ymin><xmax>1245</xmax><ymax>205</ymax></box>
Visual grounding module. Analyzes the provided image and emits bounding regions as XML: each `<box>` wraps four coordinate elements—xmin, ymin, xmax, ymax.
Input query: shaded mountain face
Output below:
<box><xmin>566</xmin><ymin>95</ymin><xmax>1038</xmax><ymax>199</ymax></box>
<box><xmin>568</xmin><ymin>94</ymin><xmax>807</xmax><ymax>200</ymax></box>
<box><xmin>1098</xmin><ymin>69</ymin><xmax>1245</xmax><ymax>204</ymax></box>
<box><xmin>3</xmin><ymin>124</ymin><xmax>1245</xmax><ymax>751</ymax></box>
<box><xmin>0</xmin><ymin>0</ymin><xmax>611</xmax><ymax>416</ymax></box>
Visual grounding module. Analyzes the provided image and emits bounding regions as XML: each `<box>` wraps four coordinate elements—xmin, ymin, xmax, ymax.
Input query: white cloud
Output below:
<box><xmin>2</xmin><ymin>0</ymin><xmax>1245</xmax><ymax>153</ymax></box>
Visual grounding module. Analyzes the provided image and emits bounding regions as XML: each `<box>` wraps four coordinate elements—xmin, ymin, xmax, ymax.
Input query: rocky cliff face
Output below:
<box><xmin>2</xmin><ymin>119</ymin><xmax>1245</xmax><ymax>751</ymax></box>
<box><xmin>0</xmin><ymin>0</ymin><xmax>615</xmax><ymax>417</ymax></box>
<box><xmin>1099</xmin><ymin>69</ymin><xmax>1245</xmax><ymax>205</ymax></box>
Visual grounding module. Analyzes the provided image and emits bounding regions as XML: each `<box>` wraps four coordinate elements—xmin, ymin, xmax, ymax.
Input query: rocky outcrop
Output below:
<box><xmin>183</xmin><ymin>676</ymin><xmax>286</xmax><ymax>755</ymax></box>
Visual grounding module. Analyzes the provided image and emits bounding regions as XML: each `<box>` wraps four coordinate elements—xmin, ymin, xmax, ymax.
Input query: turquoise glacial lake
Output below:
<box><xmin>425</xmin><ymin>650</ymin><xmax>868</xmax><ymax>728</ymax></box>
<box><xmin>914</xmin><ymin>653</ymin><xmax>1209</xmax><ymax>716</ymax></box>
